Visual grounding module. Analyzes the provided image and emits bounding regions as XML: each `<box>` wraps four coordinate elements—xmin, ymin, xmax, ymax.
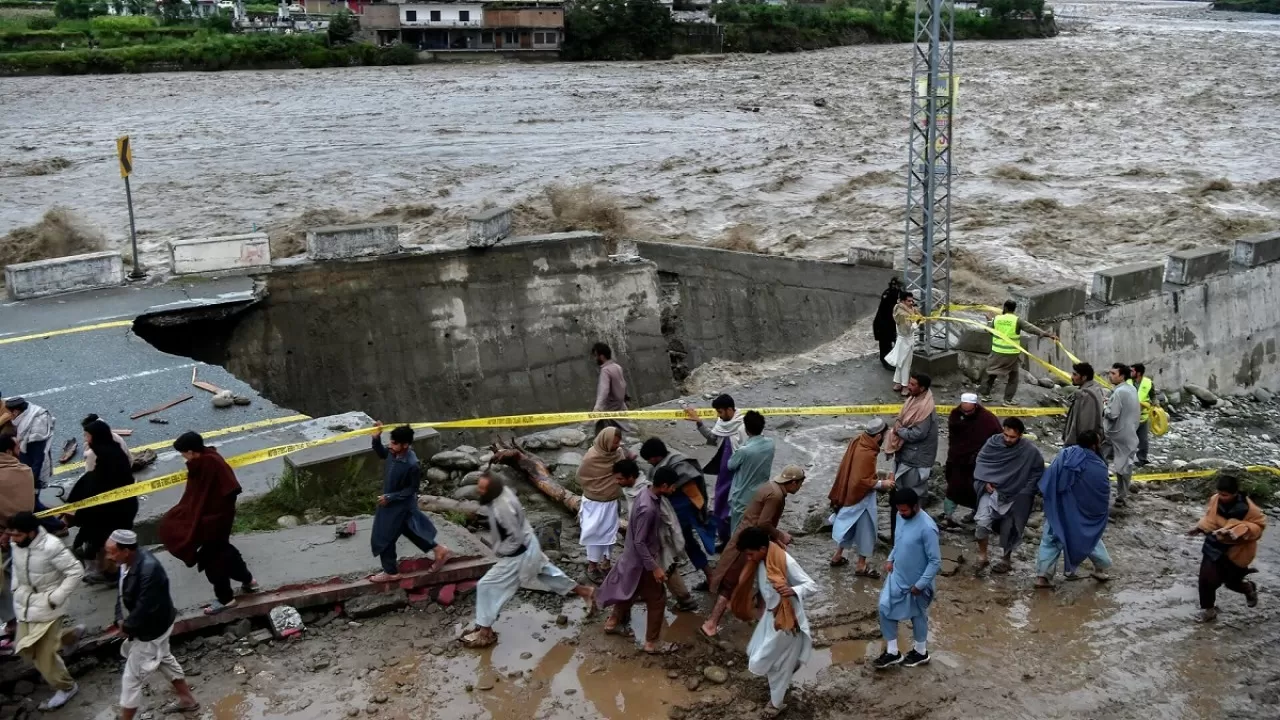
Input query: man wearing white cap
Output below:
<box><xmin>105</xmin><ymin>529</ymin><xmax>199</xmax><ymax>718</ymax></box>
<box><xmin>942</xmin><ymin>393</ymin><xmax>1002</xmax><ymax>528</ymax></box>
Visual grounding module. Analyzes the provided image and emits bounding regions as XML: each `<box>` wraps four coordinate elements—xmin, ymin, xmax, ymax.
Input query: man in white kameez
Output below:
<box><xmin>732</xmin><ymin>526</ymin><xmax>818</xmax><ymax>718</ymax></box>
<box><xmin>461</xmin><ymin>472</ymin><xmax>596</xmax><ymax>649</ymax></box>
<box><xmin>105</xmin><ymin>530</ymin><xmax>199</xmax><ymax>718</ymax></box>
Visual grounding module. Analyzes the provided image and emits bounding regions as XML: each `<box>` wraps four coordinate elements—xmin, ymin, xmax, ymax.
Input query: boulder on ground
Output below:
<box><xmin>1183</xmin><ymin>384</ymin><xmax>1219</xmax><ymax>407</ymax></box>
<box><xmin>431</xmin><ymin>451</ymin><xmax>480</xmax><ymax>471</ymax></box>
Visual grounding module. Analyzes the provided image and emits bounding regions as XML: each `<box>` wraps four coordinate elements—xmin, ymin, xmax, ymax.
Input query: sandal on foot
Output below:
<box><xmin>160</xmin><ymin>700</ymin><xmax>200</xmax><ymax>714</ymax></box>
<box><xmin>829</xmin><ymin>557</ymin><xmax>850</xmax><ymax>568</ymax></box>
<box><xmin>1245</xmin><ymin>581</ymin><xmax>1258</xmax><ymax>608</ymax></box>
<box><xmin>460</xmin><ymin>630</ymin><xmax>498</xmax><ymax>649</ymax></box>
<box><xmin>697</xmin><ymin>625</ymin><xmax>718</xmax><ymax>643</ymax></box>
<box><xmin>603</xmin><ymin>623</ymin><xmax>632</xmax><ymax>637</ymax></box>
<box><xmin>367</xmin><ymin>572</ymin><xmax>401</xmax><ymax>583</ymax></box>
<box><xmin>1033</xmin><ymin>577</ymin><xmax>1053</xmax><ymax>589</ymax></box>
<box><xmin>202</xmin><ymin>599</ymin><xmax>236</xmax><ymax>616</ymax></box>
<box><xmin>991</xmin><ymin>560</ymin><xmax>1013</xmax><ymax>575</ymax></box>
<box><xmin>855</xmin><ymin>567</ymin><xmax>881</xmax><ymax>579</ymax></box>
<box><xmin>429</xmin><ymin>547</ymin><xmax>454</xmax><ymax>573</ymax></box>
<box><xmin>643</xmin><ymin>641</ymin><xmax>680</xmax><ymax>656</ymax></box>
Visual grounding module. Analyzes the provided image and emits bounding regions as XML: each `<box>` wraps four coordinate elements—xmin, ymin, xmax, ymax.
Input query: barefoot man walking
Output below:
<box><xmin>462</xmin><ymin>472</ymin><xmax>596</xmax><ymax>649</ymax></box>
<box><xmin>368</xmin><ymin>424</ymin><xmax>451</xmax><ymax>583</ymax></box>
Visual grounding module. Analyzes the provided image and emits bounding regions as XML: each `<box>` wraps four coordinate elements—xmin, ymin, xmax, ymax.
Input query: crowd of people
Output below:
<box><xmin>448</xmin><ymin>334</ymin><xmax>1269</xmax><ymax>714</ymax></box>
<box><xmin>0</xmin><ymin>320</ymin><xmax>1269</xmax><ymax>716</ymax></box>
<box><xmin>0</xmin><ymin>397</ymin><xmax>259</xmax><ymax>716</ymax></box>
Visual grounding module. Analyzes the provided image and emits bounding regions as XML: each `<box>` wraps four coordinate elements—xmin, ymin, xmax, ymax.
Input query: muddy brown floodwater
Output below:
<box><xmin>3</xmin><ymin>0</ymin><xmax>1280</xmax><ymax>298</ymax></box>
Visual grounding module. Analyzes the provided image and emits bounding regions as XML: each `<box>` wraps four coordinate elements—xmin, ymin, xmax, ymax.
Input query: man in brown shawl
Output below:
<box><xmin>699</xmin><ymin>466</ymin><xmax>805</xmax><ymax>640</ymax></box>
<box><xmin>943</xmin><ymin>393</ymin><xmax>1002</xmax><ymax>528</ymax></box>
<box><xmin>158</xmin><ymin>432</ymin><xmax>258</xmax><ymax>615</ymax></box>
<box><xmin>828</xmin><ymin>419</ymin><xmax>894</xmax><ymax>576</ymax></box>
<box><xmin>577</xmin><ymin>427</ymin><xmax>630</xmax><ymax>583</ymax></box>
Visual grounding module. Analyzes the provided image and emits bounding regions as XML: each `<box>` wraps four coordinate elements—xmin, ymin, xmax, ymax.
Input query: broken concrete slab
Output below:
<box><xmin>1164</xmin><ymin>247</ymin><xmax>1230</xmax><ymax>285</ymax></box>
<box><xmin>65</xmin><ymin>516</ymin><xmax>492</xmax><ymax>655</ymax></box>
<box><xmin>284</xmin><ymin>428</ymin><xmax>441</xmax><ymax>489</ymax></box>
<box><xmin>1090</xmin><ymin>262</ymin><xmax>1165</xmax><ymax>305</ymax></box>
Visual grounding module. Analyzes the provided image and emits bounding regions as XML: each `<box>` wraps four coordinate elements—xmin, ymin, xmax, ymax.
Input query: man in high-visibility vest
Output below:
<box><xmin>1128</xmin><ymin>362</ymin><xmax>1155</xmax><ymax>467</ymax></box>
<box><xmin>979</xmin><ymin>300</ymin><xmax>1057</xmax><ymax>405</ymax></box>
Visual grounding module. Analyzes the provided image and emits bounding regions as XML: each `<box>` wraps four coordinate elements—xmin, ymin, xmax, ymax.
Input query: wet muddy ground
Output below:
<box><xmin>24</xmin><ymin>357</ymin><xmax>1279</xmax><ymax>720</ymax></box>
<box><xmin>3</xmin><ymin>1</ymin><xmax>1279</xmax><ymax>298</ymax></box>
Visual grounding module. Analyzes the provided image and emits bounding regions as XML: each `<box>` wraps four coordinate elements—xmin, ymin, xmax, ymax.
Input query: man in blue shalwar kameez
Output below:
<box><xmin>874</xmin><ymin>487</ymin><xmax>941</xmax><ymax>670</ymax></box>
<box><xmin>367</xmin><ymin>424</ymin><xmax>452</xmax><ymax>583</ymax></box>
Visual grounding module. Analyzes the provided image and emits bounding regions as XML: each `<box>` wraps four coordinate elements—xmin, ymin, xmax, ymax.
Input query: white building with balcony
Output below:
<box><xmin>400</xmin><ymin>3</ymin><xmax>483</xmax><ymax>27</ymax></box>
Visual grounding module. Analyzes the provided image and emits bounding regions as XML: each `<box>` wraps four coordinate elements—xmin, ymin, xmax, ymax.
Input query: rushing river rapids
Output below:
<box><xmin>1</xmin><ymin>0</ymin><xmax>1278</xmax><ymax>299</ymax></box>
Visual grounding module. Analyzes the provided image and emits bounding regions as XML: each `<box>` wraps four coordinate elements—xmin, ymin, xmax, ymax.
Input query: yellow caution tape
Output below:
<box><xmin>0</xmin><ymin>320</ymin><xmax>134</xmax><ymax>346</ymax></box>
<box><xmin>39</xmin><ymin>403</ymin><xmax>1065</xmax><ymax>517</ymax></box>
<box><xmin>53</xmin><ymin>414</ymin><xmax>313</xmax><ymax>476</ymax></box>
<box><xmin>918</xmin><ymin>307</ymin><xmax>1173</xmax><ymax>436</ymax></box>
<box><xmin>1133</xmin><ymin>465</ymin><xmax>1280</xmax><ymax>484</ymax></box>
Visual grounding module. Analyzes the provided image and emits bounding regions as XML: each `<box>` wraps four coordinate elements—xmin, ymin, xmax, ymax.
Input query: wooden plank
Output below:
<box><xmin>116</xmin><ymin>429</ymin><xmax>133</xmax><ymax>437</ymax></box>
<box><xmin>130</xmin><ymin>394</ymin><xmax>194</xmax><ymax>420</ymax></box>
<box><xmin>192</xmin><ymin>381</ymin><xmax>223</xmax><ymax>394</ymax></box>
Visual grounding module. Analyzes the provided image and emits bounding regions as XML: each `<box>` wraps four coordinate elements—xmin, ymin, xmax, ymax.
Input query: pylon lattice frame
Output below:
<box><xmin>902</xmin><ymin>0</ymin><xmax>955</xmax><ymax>355</ymax></box>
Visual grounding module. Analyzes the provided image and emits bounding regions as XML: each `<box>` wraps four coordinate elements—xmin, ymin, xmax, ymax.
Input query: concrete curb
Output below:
<box><xmin>72</xmin><ymin>555</ymin><xmax>494</xmax><ymax>656</ymax></box>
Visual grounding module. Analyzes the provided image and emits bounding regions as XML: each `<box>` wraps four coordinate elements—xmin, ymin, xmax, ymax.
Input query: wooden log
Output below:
<box><xmin>418</xmin><ymin>495</ymin><xmax>486</xmax><ymax>519</ymax></box>
<box><xmin>492</xmin><ymin>447</ymin><xmax>627</xmax><ymax>532</ymax></box>
<box><xmin>493</xmin><ymin>448</ymin><xmax>580</xmax><ymax>514</ymax></box>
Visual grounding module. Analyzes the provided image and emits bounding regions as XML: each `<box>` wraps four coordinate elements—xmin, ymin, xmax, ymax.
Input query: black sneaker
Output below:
<box><xmin>903</xmin><ymin>649</ymin><xmax>931</xmax><ymax>667</ymax></box>
<box><xmin>872</xmin><ymin>652</ymin><xmax>903</xmax><ymax>670</ymax></box>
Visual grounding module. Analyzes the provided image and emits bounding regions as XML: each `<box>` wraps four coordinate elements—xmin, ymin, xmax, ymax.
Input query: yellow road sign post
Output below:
<box><xmin>117</xmin><ymin>135</ymin><xmax>144</xmax><ymax>280</ymax></box>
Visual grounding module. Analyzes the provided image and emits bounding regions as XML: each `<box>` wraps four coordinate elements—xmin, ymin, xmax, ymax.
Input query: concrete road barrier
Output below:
<box><xmin>169</xmin><ymin>232</ymin><xmax>271</xmax><ymax>275</ymax></box>
<box><xmin>467</xmin><ymin>207</ymin><xmax>513</xmax><ymax>248</ymax></box>
<box><xmin>1234</xmin><ymin>232</ymin><xmax>1280</xmax><ymax>268</ymax></box>
<box><xmin>1165</xmin><ymin>247</ymin><xmax>1230</xmax><ymax>285</ymax></box>
<box><xmin>4</xmin><ymin>251</ymin><xmax>124</xmax><ymax>300</ymax></box>
<box><xmin>1091</xmin><ymin>262</ymin><xmax>1165</xmax><ymax>305</ymax></box>
<box><xmin>306</xmin><ymin>223</ymin><xmax>400</xmax><ymax>260</ymax></box>
<box><xmin>1013</xmin><ymin>282</ymin><xmax>1087</xmax><ymax>323</ymax></box>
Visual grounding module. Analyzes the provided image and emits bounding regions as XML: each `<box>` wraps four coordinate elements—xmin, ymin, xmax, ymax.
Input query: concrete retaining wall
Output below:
<box><xmin>210</xmin><ymin>232</ymin><xmax>673</xmax><ymax>429</ymax></box>
<box><xmin>169</xmin><ymin>233</ymin><xmax>270</xmax><ymax>275</ymax></box>
<box><xmin>4</xmin><ymin>251</ymin><xmax>123</xmax><ymax>300</ymax></box>
<box><xmin>135</xmin><ymin>233</ymin><xmax>894</xmax><ymax>436</ymax></box>
<box><xmin>634</xmin><ymin>242</ymin><xmax>892</xmax><ymax>371</ymax></box>
<box><xmin>306</xmin><ymin>224</ymin><xmax>400</xmax><ymax>260</ymax></box>
<box><xmin>1005</xmin><ymin>238</ymin><xmax>1280</xmax><ymax>393</ymax></box>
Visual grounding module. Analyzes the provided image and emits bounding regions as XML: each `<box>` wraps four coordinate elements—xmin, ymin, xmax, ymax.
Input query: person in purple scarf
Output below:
<box><xmin>684</xmin><ymin>394</ymin><xmax>747</xmax><ymax>549</ymax></box>
<box><xmin>598</xmin><ymin>468</ymin><xmax>681</xmax><ymax>654</ymax></box>
<box><xmin>1035</xmin><ymin>430</ymin><xmax>1114</xmax><ymax>587</ymax></box>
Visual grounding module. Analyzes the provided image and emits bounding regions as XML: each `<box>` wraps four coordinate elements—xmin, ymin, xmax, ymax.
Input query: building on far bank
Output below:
<box><xmin>394</xmin><ymin>1</ymin><xmax>563</xmax><ymax>52</ymax></box>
